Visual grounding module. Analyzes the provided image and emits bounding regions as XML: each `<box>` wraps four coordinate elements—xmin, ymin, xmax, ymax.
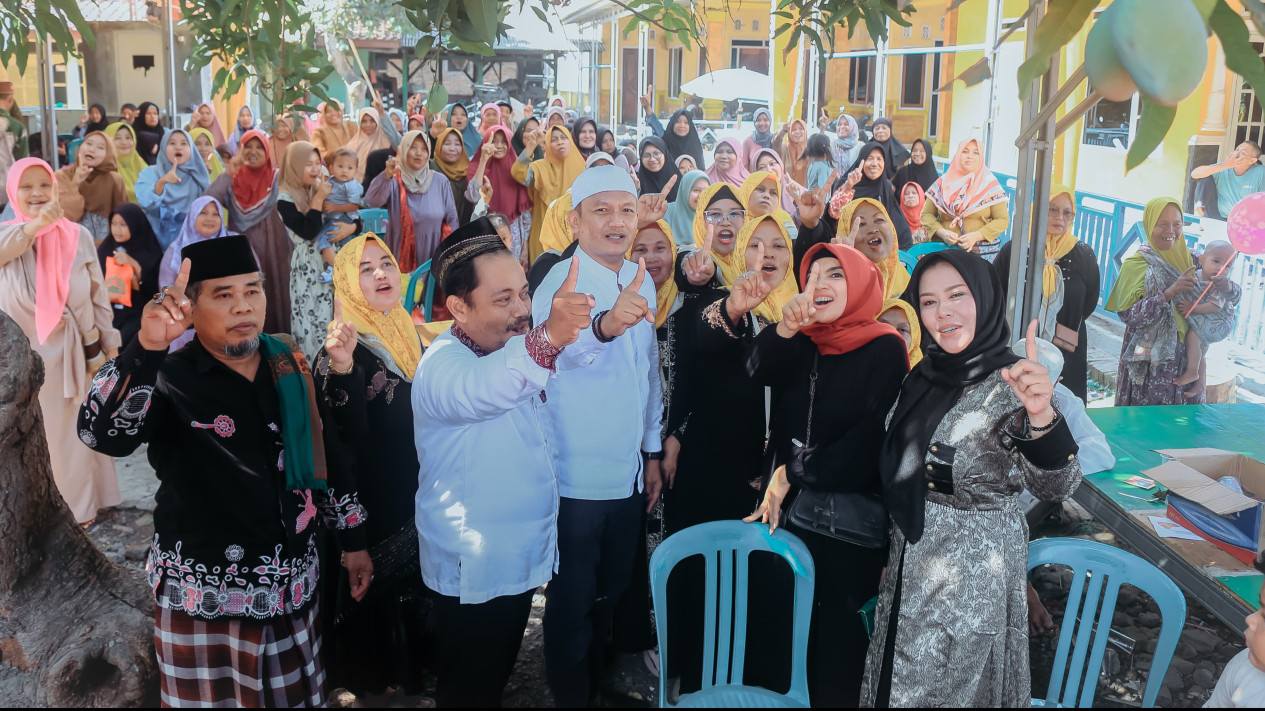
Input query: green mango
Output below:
<box><xmin>1110</xmin><ymin>0</ymin><xmax>1208</xmax><ymax>106</ymax></box>
<box><xmin>1085</xmin><ymin>1</ymin><xmax>1138</xmax><ymax>102</ymax></box>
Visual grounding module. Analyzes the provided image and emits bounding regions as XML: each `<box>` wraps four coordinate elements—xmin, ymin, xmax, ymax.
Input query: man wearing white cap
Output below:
<box><xmin>533</xmin><ymin>164</ymin><xmax>664</xmax><ymax>706</ymax></box>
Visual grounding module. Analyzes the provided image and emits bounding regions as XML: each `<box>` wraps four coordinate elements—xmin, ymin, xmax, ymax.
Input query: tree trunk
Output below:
<box><xmin>0</xmin><ymin>310</ymin><xmax>157</xmax><ymax>706</ymax></box>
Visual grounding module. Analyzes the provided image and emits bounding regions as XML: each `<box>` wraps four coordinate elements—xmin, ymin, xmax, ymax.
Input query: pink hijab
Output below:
<box><xmin>4</xmin><ymin>158</ymin><xmax>81</xmax><ymax>343</ymax></box>
<box><xmin>478</xmin><ymin>102</ymin><xmax>503</xmax><ymax>136</ymax></box>
<box><xmin>706</xmin><ymin>137</ymin><xmax>750</xmax><ymax>188</ymax></box>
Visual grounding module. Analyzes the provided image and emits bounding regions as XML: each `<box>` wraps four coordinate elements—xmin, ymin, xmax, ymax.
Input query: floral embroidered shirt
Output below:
<box><xmin>78</xmin><ymin>336</ymin><xmax>367</xmax><ymax>620</ymax></box>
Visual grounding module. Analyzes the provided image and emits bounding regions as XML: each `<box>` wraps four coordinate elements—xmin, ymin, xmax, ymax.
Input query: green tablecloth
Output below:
<box><xmin>1086</xmin><ymin>403</ymin><xmax>1265</xmax><ymax>611</ymax></box>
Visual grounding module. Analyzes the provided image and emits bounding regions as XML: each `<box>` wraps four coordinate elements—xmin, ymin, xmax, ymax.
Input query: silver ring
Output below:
<box><xmin>738</xmin><ymin>270</ymin><xmax>756</xmax><ymax>280</ymax></box>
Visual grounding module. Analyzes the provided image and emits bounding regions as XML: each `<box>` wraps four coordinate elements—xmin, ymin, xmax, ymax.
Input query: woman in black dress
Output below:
<box><xmin>745</xmin><ymin>242</ymin><xmax>909</xmax><ymax>707</ymax></box>
<box><xmin>99</xmin><ymin>203</ymin><xmax>163</xmax><ymax>345</ymax></box>
<box><xmin>315</xmin><ymin>233</ymin><xmax>430</xmax><ymax>701</ymax></box>
<box><xmin>993</xmin><ymin>185</ymin><xmax>1100</xmax><ymax>400</ymax></box>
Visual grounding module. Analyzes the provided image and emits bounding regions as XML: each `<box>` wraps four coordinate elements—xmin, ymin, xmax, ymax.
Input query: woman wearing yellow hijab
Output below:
<box><xmin>511</xmin><ymin>124</ymin><xmax>586</xmax><ymax>262</ymax></box>
<box><xmin>878</xmin><ymin>298</ymin><xmax>922</xmax><ymax>368</ymax></box>
<box><xmin>732</xmin><ymin>214</ymin><xmax>798</xmax><ymax>324</ymax></box>
<box><xmin>314</xmin><ymin>231</ymin><xmax>430</xmax><ymax>696</ymax></box>
<box><xmin>433</xmin><ymin>127</ymin><xmax>474</xmax><ymax>223</ymax></box>
<box><xmin>104</xmin><ymin>122</ymin><xmax>147</xmax><ymax>201</ymax></box>
<box><xmin>626</xmin><ymin>220</ymin><xmax>680</xmax><ymax>330</ymax></box>
<box><xmin>739</xmin><ymin>170</ymin><xmax>799</xmax><ymax>243</ymax></box>
<box><xmin>188</xmin><ymin>127</ymin><xmax>226</xmax><ymax>181</ymax></box>
<box><xmin>993</xmin><ymin>184</ymin><xmax>1100</xmax><ymax>399</ymax></box>
<box><xmin>686</xmin><ymin>182</ymin><xmax>749</xmax><ymax>287</ymax></box>
<box><xmin>1104</xmin><ymin>197</ymin><xmax>1204</xmax><ymax>405</ymax></box>
<box><xmin>836</xmin><ymin>197</ymin><xmax>910</xmax><ymax>298</ymax></box>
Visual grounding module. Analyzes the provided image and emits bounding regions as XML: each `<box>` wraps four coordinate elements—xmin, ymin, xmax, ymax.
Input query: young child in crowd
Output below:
<box><xmin>1174</xmin><ymin>240</ymin><xmax>1238</xmax><ymax>392</ymax></box>
<box><xmin>803</xmin><ymin>133</ymin><xmax>836</xmax><ymax>191</ymax></box>
<box><xmin>1204</xmin><ymin>556</ymin><xmax>1265</xmax><ymax>707</ymax></box>
<box><xmin>317</xmin><ymin>147</ymin><xmax>363</xmax><ymax>283</ymax></box>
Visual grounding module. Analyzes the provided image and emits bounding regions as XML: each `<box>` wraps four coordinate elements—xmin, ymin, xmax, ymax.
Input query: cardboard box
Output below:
<box><xmin>1142</xmin><ymin>448</ymin><xmax>1265</xmax><ymax>565</ymax></box>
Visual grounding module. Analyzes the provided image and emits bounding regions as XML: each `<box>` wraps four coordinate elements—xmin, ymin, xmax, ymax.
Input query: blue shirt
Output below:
<box><xmin>1213</xmin><ymin>163</ymin><xmax>1265</xmax><ymax>218</ymax></box>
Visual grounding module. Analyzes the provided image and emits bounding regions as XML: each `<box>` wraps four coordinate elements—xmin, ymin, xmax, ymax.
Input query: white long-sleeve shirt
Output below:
<box><xmin>532</xmin><ymin>246</ymin><xmax>664</xmax><ymax>500</ymax></box>
<box><xmin>412</xmin><ymin>326</ymin><xmax>563</xmax><ymax>604</ymax></box>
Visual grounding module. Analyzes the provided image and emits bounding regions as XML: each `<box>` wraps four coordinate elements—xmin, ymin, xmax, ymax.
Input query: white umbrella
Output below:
<box><xmin>680</xmin><ymin>68</ymin><xmax>772</xmax><ymax>103</ymax></box>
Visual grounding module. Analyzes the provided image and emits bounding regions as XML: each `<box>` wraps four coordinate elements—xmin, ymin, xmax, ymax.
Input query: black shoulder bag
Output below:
<box><xmin>785</xmin><ymin>354</ymin><xmax>890</xmax><ymax>549</ymax></box>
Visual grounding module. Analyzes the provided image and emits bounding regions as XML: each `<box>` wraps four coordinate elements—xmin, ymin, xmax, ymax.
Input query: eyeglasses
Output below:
<box><xmin>1047</xmin><ymin>208</ymin><xmax>1075</xmax><ymax>220</ymax></box>
<box><xmin>704</xmin><ymin>209</ymin><xmax>747</xmax><ymax>223</ymax></box>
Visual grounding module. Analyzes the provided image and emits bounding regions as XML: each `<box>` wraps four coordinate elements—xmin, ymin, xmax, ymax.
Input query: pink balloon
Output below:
<box><xmin>1226</xmin><ymin>192</ymin><xmax>1265</xmax><ymax>255</ymax></box>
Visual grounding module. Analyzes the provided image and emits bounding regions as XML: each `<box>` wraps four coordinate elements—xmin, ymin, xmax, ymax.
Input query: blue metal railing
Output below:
<box><xmin>989</xmin><ymin>171</ymin><xmax>1265</xmax><ymax>359</ymax></box>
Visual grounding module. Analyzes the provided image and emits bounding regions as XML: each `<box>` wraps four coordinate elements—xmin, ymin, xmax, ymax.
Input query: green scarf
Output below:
<box><xmin>258</xmin><ymin>334</ymin><xmax>328</xmax><ymax>491</ymax></box>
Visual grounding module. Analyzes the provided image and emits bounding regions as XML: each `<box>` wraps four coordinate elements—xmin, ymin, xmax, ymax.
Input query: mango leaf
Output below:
<box><xmin>465</xmin><ymin>0</ymin><xmax>499</xmax><ymax>44</ymax></box>
<box><xmin>1210</xmin><ymin>0</ymin><xmax>1265</xmax><ymax>100</ymax></box>
<box><xmin>427</xmin><ymin>84</ymin><xmax>449</xmax><ymax>115</ymax></box>
<box><xmin>532</xmin><ymin>5</ymin><xmax>550</xmax><ymax>25</ymax></box>
<box><xmin>1243</xmin><ymin>0</ymin><xmax>1265</xmax><ymax>32</ymax></box>
<box><xmin>1017</xmin><ymin>0</ymin><xmax>1103</xmax><ymax>95</ymax></box>
<box><xmin>1125</xmin><ymin>98</ymin><xmax>1175</xmax><ymax>173</ymax></box>
<box><xmin>414</xmin><ymin>34</ymin><xmax>435</xmax><ymax>59</ymax></box>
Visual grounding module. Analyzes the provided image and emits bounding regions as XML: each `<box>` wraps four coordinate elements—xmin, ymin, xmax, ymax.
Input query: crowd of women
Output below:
<box><xmin>2</xmin><ymin>91</ymin><xmax>1241</xmax><ymax>708</ymax></box>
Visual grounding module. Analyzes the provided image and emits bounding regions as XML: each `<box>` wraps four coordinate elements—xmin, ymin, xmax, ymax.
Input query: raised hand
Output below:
<box><xmin>371</xmin><ymin>95</ymin><xmax>385</xmax><ymax>116</ymax></box>
<box><xmin>313</xmin><ymin>178</ymin><xmax>334</xmax><ymax>202</ymax></box>
<box><xmin>24</xmin><ymin>199</ymin><xmax>64</xmax><ymax>236</ymax></box>
<box><xmin>383</xmin><ymin>156</ymin><xmax>400</xmax><ymax>179</ymax></box>
<box><xmin>817</xmin><ymin>108</ymin><xmax>829</xmax><ymax>130</ymax></box>
<box><xmin>833</xmin><ymin>215</ymin><xmax>860</xmax><ymax>246</ymax></box>
<box><xmin>776</xmin><ymin>261</ymin><xmax>823</xmax><ymax>338</ymax></box>
<box><xmin>525</xmin><ymin>99</ymin><xmax>534</xmax><ymax>117</ymax></box>
<box><xmin>1001</xmin><ymin>321</ymin><xmax>1056</xmax><ymax>429</ymax></box>
<box><xmin>325</xmin><ymin>297</ymin><xmax>359</xmax><ymax>373</ymax></box>
<box><xmin>225</xmin><ymin>155</ymin><xmax>244</xmax><ymax>178</ymax></box>
<box><xmin>743</xmin><ymin>465</ymin><xmax>791</xmax><ymax>533</ymax></box>
<box><xmin>1164</xmin><ymin>265</ymin><xmax>1198</xmax><ymax>301</ymax></box>
<box><xmin>73</xmin><ymin>163</ymin><xmax>93</xmax><ymax>184</ymax></box>
<box><xmin>844</xmin><ymin>167</ymin><xmax>863</xmax><ymax>189</ymax></box>
<box><xmin>522</xmin><ymin>128</ymin><xmax>540</xmax><ymax>152</ymax></box>
<box><xmin>600</xmin><ymin>258</ymin><xmax>654</xmax><ymax>338</ymax></box>
<box><xmin>637</xmin><ymin>174</ymin><xmax>675</xmax><ymax>227</ymax></box>
<box><xmin>640</xmin><ymin>85</ymin><xmax>653</xmax><ymax>114</ymax></box>
<box><xmin>794</xmin><ymin>183</ymin><xmax>830</xmax><ymax>228</ymax></box>
<box><xmin>683</xmin><ymin>222</ymin><xmax>718</xmax><ymax>286</ymax></box>
<box><xmin>545</xmin><ymin>257</ymin><xmax>595</xmax><ymax>347</ymax></box>
<box><xmin>139</xmin><ymin>258</ymin><xmax>193</xmax><ymax>351</ymax></box>
<box><xmin>406</xmin><ymin>93</ymin><xmax>421</xmax><ymax>115</ymax></box>
<box><xmin>726</xmin><ymin>242</ymin><xmax>774</xmax><ymax>322</ymax></box>
<box><xmin>479</xmin><ymin>175</ymin><xmax>493</xmax><ymax>206</ymax></box>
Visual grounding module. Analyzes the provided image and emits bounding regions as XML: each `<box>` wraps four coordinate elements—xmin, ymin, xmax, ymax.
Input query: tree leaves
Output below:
<box><xmin>1017</xmin><ymin>0</ymin><xmax>1103</xmax><ymax>96</ymax></box>
<box><xmin>1125</xmin><ymin>97</ymin><xmax>1176</xmax><ymax>173</ymax></box>
<box><xmin>0</xmin><ymin>0</ymin><xmax>95</xmax><ymax>73</ymax></box>
<box><xmin>1209</xmin><ymin>0</ymin><xmax>1265</xmax><ymax>101</ymax></box>
<box><xmin>427</xmin><ymin>83</ymin><xmax>449</xmax><ymax>115</ymax></box>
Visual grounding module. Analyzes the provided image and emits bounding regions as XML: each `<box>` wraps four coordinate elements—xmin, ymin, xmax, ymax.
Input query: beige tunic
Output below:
<box><xmin>0</xmin><ymin>222</ymin><xmax>122</xmax><ymax>522</ymax></box>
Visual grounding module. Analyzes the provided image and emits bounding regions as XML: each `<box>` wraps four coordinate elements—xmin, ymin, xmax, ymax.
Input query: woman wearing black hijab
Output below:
<box><xmin>861</xmin><ymin>250</ymin><xmax>1082</xmax><ymax>708</ymax></box>
<box><xmin>637</xmin><ymin>136</ymin><xmax>682</xmax><ymax>201</ymax></box>
<box><xmin>869</xmin><ymin>117</ymin><xmax>910</xmax><ymax>179</ymax></box>
<box><xmin>893</xmin><ymin>138</ymin><xmax>938</xmax><ymax>195</ymax></box>
<box><xmin>131</xmin><ymin>101</ymin><xmax>166</xmax><ymax>165</ymax></box>
<box><xmin>75</xmin><ymin>103</ymin><xmax>110</xmax><ymax>139</ymax></box>
<box><xmin>572</xmin><ymin>117</ymin><xmax>599</xmax><ymax>159</ymax></box>
<box><xmin>100</xmin><ymin>203</ymin><xmax>164</xmax><ymax>344</ymax></box>
<box><xmin>660</xmin><ymin>109</ymin><xmax>705</xmax><ymax>170</ymax></box>
<box><xmin>512</xmin><ymin>116</ymin><xmax>544</xmax><ymax>161</ymax></box>
<box><xmin>793</xmin><ymin>142</ymin><xmax>912</xmax><ymax>265</ymax></box>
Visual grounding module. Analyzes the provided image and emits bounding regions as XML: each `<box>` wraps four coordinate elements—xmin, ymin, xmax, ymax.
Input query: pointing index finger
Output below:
<box><xmin>629</xmin><ymin>257</ymin><xmax>647</xmax><ymax>291</ymax></box>
<box><xmin>660</xmin><ymin>174</ymin><xmax>678</xmax><ymax>197</ymax></box>
<box><xmin>805</xmin><ymin>260</ymin><xmax>820</xmax><ymax>295</ymax></box>
<box><xmin>173</xmin><ymin>258</ymin><xmax>192</xmax><ymax>292</ymax></box>
<box><xmin>702</xmin><ymin>221</ymin><xmax>715</xmax><ymax>254</ymax></box>
<box><xmin>1025</xmin><ymin>320</ymin><xmax>1039</xmax><ymax>361</ymax></box>
<box><xmin>560</xmin><ymin>256</ymin><xmax>580</xmax><ymax>293</ymax></box>
<box><xmin>334</xmin><ymin>296</ymin><xmax>344</xmax><ymax>324</ymax></box>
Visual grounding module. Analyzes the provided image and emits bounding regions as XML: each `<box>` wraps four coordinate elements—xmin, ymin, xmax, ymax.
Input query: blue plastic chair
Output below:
<box><xmin>67</xmin><ymin>137</ymin><xmax>83</xmax><ymax>164</ymax></box>
<box><xmin>403</xmin><ymin>259</ymin><xmax>436</xmax><ymax>321</ymax></box>
<box><xmin>1028</xmin><ymin>538</ymin><xmax>1185</xmax><ymax>708</ymax></box>
<box><xmin>649</xmin><ymin>521</ymin><xmax>814</xmax><ymax>708</ymax></box>
<box><xmin>361</xmin><ymin>207</ymin><xmax>389</xmax><ymax>237</ymax></box>
<box><xmin>907</xmin><ymin>241</ymin><xmax>950</xmax><ymax>259</ymax></box>
<box><xmin>898</xmin><ymin>250</ymin><xmax>917</xmax><ymax>275</ymax></box>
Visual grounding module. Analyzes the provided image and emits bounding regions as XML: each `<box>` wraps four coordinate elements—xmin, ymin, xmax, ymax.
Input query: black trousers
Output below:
<box><xmin>544</xmin><ymin>493</ymin><xmax>643</xmax><ymax>707</ymax></box>
<box><xmin>429</xmin><ymin>587</ymin><xmax>535</xmax><ymax>708</ymax></box>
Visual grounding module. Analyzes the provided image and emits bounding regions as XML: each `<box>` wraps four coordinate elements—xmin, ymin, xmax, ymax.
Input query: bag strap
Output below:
<box><xmin>805</xmin><ymin>352</ymin><xmax>818</xmax><ymax>447</ymax></box>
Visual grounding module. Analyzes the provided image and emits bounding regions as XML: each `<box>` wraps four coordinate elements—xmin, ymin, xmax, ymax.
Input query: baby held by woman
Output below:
<box><xmin>1174</xmin><ymin>240</ymin><xmax>1238</xmax><ymax>393</ymax></box>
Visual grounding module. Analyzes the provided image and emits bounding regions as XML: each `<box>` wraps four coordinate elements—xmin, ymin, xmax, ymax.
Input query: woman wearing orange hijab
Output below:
<box><xmin>510</xmin><ymin>124</ymin><xmax>585</xmax><ymax>262</ymax></box>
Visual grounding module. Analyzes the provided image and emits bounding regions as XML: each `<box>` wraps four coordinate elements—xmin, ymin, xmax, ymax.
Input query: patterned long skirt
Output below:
<box><xmin>154</xmin><ymin>601</ymin><xmax>325</xmax><ymax>708</ymax></box>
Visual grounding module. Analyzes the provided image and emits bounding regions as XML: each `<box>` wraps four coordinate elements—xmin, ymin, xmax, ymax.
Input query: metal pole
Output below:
<box><xmin>164</xmin><ymin>0</ymin><xmax>178</xmax><ymax>126</ymax></box>
<box><xmin>35</xmin><ymin>37</ymin><xmax>57</xmax><ymax>166</ymax></box>
<box><xmin>1005</xmin><ymin>1</ymin><xmax>1043</xmax><ymax>337</ymax></box>
<box><xmin>609</xmin><ymin>16</ymin><xmax>618</xmax><ymax>129</ymax></box>
<box><xmin>638</xmin><ymin>22</ymin><xmax>648</xmax><ymax>135</ymax></box>
<box><xmin>982</xmin><ymin>0</ymin><xmax>1002</xmax><ymax>164</ymax></box>
<box><xmin>874</xmin><ymin>32</ymin><xmax>889</xmax><ymax>119</ymax></box>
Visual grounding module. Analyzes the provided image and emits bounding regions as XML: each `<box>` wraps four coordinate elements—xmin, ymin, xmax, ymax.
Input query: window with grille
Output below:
<box><xmin>1232</xmin><ymin>41</ymin><xmax>1265</xmax><ymax>147</ymax></box>
<box><xmin>1082</xmin><ymin>89</ymin><xmax>1137</xmax><ymax>149</ymax></box>
<box><xmin>734</xmin><ymin>19</ymin><xmax>742</xmax><ymax>30</ymax></box>
<box><xmin>752</xmin><ymin>19</ymin><xmax>759</xmax><ymax>32</ymax></box>
<box><xmin>730</xmin><ymin>39</ymin><xmax>769</xmax><ymax>72</ymax></box>
<box><xmin>902</xmin><ymin>26</ymin><xmax>912</xmax><ymax>39</ymax></box>
<box><xmin>922</xmin><ymin>25</ymin><xmax>931</xmax><ymax>39</ymax></box>
<box><xmin>849</xmin><ymin>56</ymin><xmax>874</xmax><ymax>105</ymax></box>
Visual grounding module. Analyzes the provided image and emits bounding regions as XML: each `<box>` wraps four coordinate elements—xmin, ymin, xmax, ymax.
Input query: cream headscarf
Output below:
<box><xmin>345</xmin><ymin>108</ymin><xmax>392</xmax><ymax>182</ymax></box>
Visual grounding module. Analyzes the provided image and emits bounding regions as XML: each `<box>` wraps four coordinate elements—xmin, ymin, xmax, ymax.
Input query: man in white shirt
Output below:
<box><xmin>413</xmin><ymin>216</ymin><xmax>596</xmax><ymax>707</ymax></box>
<box><xmin>533</xmin><ymin>165</ymin><xmax>665</xmax><ymax>707</ymax></box>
